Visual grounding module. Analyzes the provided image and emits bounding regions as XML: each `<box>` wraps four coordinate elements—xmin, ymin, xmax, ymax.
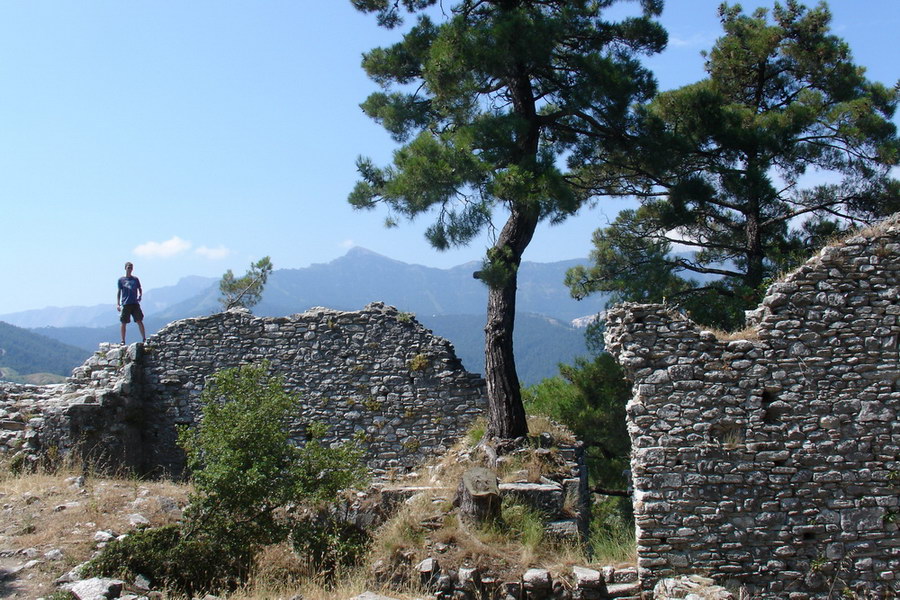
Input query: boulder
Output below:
<box><xmin>70</xmin><ymin>577</ymin><xmax>125</xmax><ymax>600</ymax></box>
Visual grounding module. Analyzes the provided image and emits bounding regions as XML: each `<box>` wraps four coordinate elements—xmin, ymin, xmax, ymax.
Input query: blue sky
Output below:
<box><xmin>1</xmin><ymin>1</ymin><xmax>897</xmax><ymax>314</ymax></box>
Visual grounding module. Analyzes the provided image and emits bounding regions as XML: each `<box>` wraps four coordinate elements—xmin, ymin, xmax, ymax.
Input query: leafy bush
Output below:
<box><xmin>291</xmin><ymin>512</ymin><xmax>371</xmax><ymax>579</ymax></box>
<box><xmin>86</xmin><ymin>363</ymin><xmax>367</xmax><ymax>596</ymax></box>
<box><xmin>84</xmin><ymin>525</ymin><xmax>246</xmax><ymax>596</ymax></box>
<box><xmin>178</xmin><ymin>363</ymin><xmax>310</xmax><ymax>549</ymax></box>
<box><xmin>292</xmin><ymin>421</ymin><xmax>368</xmax><ymax>505</ymax></box>
<box><xmin>523</xmin><ymin>353</ymin><xmax>631</xmax><ymax>490</ymax></box>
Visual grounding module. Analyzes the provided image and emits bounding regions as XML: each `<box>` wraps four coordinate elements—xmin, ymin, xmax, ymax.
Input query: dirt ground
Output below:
<box><xmin>0</xmin><ymin>470</ymin><xmax>189</xmax><ymax>599</ymax></box>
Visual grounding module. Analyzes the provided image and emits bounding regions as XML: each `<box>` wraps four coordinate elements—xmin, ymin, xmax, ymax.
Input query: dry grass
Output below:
<box><xmin>705</xmin><ymin>325</ymin><xmax>761</xmax><ymax>342</ymax></box>
<box><xmin>0</xmin><ymin>413</ymin><xmax>634</xmax><ymax>599</ymax></box>
<box><xmin>228</xmin><ymin>544</ymin><xmax>411</xmax><ymax>600</ymax></box>
<box><xmin>750</xmin><ymin>215</ymin><xmax>898</xmax><ymax>300</ymax></box>
<box><xmin>0</xmin><ymin>466</ymin><xmax>412</xmax><ymax>600</ymax></box>
<box><xmin>844</xmin><ymin>214</ymin><xmax>897</xmax><ymax>240</ymax></box>
<box><xmin>497</xmin><ymin>452</ymin><xmax>545</xmax><ymax>484</ymax></box>
<box><xmin>524</xmin><ymin>415</ymin><xmax>576</xmax><ymax>445</ymax></box>
<box><xmin>0</xmin><ymin>464</ymin><xmax>190</xmax><ymax>599</ymax></box>
<box><xmin>391</xmin><ymin>415</ymin><xmax>576</xmax><ymax>488</ymax></box>
<box><xmin>366</xmin><ymin>488</ymin><xmax>589</xmax><ymax>584</ymax></box>
<box><xmin>590</xmin><ymin>531</ymin><xmax>638</xmax><ymax>567</ymax></box>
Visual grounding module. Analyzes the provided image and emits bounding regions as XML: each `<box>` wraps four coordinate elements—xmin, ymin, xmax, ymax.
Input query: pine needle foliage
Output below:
<box><xmin>570</xmin><ymin>0</ymin><xmax>899</xmax><ymax>330</ymax></box>
<box><xmin>350</xmin><ymin>0</ymin><xmax>668</xmax><ymax>439</ymax></box>
<box><xmin>219</xmin><ymin>256</ymin><xmax>273</xmax><ymax>311</ymax></box>
<box><xmin>523</xmin><ymin>353</ymin><xmax>631</xmax><ymax>490</ymax></box>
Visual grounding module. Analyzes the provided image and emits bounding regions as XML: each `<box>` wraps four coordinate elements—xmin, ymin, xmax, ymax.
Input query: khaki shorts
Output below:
<box><xmin>120</xmin><ymin>304</ymin><xmax>144</xmax><ymax>323</ymax></box>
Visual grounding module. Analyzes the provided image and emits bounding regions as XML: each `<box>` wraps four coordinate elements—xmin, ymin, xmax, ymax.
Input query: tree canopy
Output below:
<box><xmin>219</xmin><ymin>256</ymin><xmax>273</xmax><ymax>312</ymax></box>
<box><xmin>350</xmin><ymin>0</ymin><xmax>666</xmax><ymax>438</ymax></box>
<box><xmin>568</xmin><ymin>0</ymin><xmax>899</xmax><ymax>329</ymax></box>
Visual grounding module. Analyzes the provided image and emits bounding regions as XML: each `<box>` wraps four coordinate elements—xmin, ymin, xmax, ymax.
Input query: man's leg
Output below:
<box><xmin>120</xmin><ymin>322</ymin><xmax>127</xmax><ymax>344</ymax></box>
<box><xmin>137</xmin><ymin>320</ymin><xmax>146</xmax><ymax>343</ymax></box>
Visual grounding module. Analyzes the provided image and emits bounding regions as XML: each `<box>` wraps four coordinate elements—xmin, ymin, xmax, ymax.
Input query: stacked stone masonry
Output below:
<box><xmin>605</xmin><ymin>217</ymin><xmax>900</xmax><ymax>598</ymax></box>
<box><xmin>0</xmin><ymin>302</ymin><xmax>486</xmax><ymax>476</ymax></box>
<box><xmin>414</xmin><ymin>561</ymin><xmax>641</xmax><ymax>600</ymax></box>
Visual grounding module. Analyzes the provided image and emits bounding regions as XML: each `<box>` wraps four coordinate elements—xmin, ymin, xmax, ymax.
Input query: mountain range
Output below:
<box><xmin>0</xmin><ymin>248</ymin><xmax>607</xmax><ymax>385</ymax></box>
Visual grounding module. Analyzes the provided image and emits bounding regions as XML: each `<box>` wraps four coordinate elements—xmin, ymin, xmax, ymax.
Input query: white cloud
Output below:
<box><xmin>666</xmin><ymin>228</ymin><xmax>699</xmax><ymax>254</ymax></box>
<box><xmin>195</xmin><ymin>245</ymin><xmax>231</xmax><ymax>260</ymax></box>
<box><xmin>340</xmin><ymin>239</ymin><xmax>355</xmax><ymax>249</ymax></box>
<box><xmin>134</xmin><ymin>236</ymin><xmax>192</xmax><ymax>258</ymax></box>
<box><xmin>669</xmin><ymin>33</ymin><xmax>714</xmax><ymax>48</ymax></box>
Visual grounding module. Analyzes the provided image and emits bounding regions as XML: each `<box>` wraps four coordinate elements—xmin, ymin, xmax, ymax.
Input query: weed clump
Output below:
<box><xmin>408</xmin><ymin>353</ymin><xmax>430</xmax><ymax>372</ymax></box>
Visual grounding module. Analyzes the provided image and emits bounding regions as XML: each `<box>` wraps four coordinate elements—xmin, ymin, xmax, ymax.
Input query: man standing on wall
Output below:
<box><xmin>117</xmin><ymin>261</ymin><xmax>146</xmax><ymax>345</ymax></box>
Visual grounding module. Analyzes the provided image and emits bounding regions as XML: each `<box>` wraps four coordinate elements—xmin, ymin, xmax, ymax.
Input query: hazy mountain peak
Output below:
<box><xmin>343</xmin><ymin>246</ymin><xmax>384</xmax><ymax>258</ymax></box>
<box><xmin>336</xmin><ymin>246</ymin><xmax>420</xmax><ymax>267</ymax></box>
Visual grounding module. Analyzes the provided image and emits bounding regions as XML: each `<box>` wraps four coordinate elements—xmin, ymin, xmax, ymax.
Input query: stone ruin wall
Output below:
<box><xmin>1</xmin><ymin>302</ymin><xmax>487</xmax><ymax>476</ymax></box>
<box><xmin>605</xmin><ymin>218</ymin><xmax>900</xmax><ymax>598</ymax></box>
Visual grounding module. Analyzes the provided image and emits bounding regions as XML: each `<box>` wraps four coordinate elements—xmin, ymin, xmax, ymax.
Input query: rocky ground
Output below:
<box><xmin>0</xmin><ymin>429</ymin><xmax>738</xmax><ymax>600</ymax></box>
<box><xmin>0</xmin><ymin>469</ymin><xmax>189</xmax><ymax>599</ymax></box>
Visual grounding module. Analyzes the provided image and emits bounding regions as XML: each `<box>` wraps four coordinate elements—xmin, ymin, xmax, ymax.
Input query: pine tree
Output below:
<box><xmin>349</xmin><ymin>0</ymin><xmax>666</xmax><ymax>438</ymax></box>
<box><xmin>570</xmin><ymin>0</ymin><xmax>899</xmax><ymax>330</ymax></box>
<box><xmin>219</xmin><ymin>256</ymin><xmax>273</xmax><ymax>312</ymax></box>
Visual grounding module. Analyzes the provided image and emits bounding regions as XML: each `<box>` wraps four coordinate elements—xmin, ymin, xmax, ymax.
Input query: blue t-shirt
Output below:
<box><xmin>118</xmin><ymin>276</ymin><xmax>142</xmax><ymax>306</ymax></box>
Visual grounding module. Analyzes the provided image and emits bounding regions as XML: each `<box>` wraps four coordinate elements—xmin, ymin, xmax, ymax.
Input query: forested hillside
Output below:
<box><xmin>0</xmin><ymin>321</ymin><xmax>91</xmax><ymax>382</ymax></box>
<box><xmin>423</xmin><ymin>313</ymin><xmax>588</xmax><ymax>385</ymax></box>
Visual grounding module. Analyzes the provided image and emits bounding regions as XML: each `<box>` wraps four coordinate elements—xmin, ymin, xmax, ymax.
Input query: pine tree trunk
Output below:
<box><xmin>483</xmin><ymin>37</ymin><xmax>539</xmax><ymax>440</ymax></box>
<box><xmin>484</xmin><ymin>272</ymin><xmax>527</xmax><ymax>439</ymax></box>
<box><xmin>482</xmin><ymin>207</ymin><xmax>538</xmax><ymax>440</ymax></box>
<box><xmin>744</xmin><ymin>163</ymin><xmax>765</xmax><ymax>292</ymax></box>
<box><xmin>746</xmin><ymin>213</ymin><xmax>764</xmax><ymax>291</ymax></box>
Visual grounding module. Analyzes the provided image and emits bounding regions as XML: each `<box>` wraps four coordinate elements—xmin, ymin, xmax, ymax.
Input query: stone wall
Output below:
<box><xmin>605</xmin><ymin>218</ymin><xmax>900</xmax><ymax>598</ymax></box>
<box><xmin>2</xmin><ymin>302</ymin><xmax>486</xmax><ymax>476</ymax></box>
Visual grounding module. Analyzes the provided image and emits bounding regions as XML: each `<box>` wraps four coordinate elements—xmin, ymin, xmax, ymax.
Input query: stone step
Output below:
<box><xmin>606</xmin><ymin>581</ymin><xmax>641</xmax><ymax>598</ymax></box>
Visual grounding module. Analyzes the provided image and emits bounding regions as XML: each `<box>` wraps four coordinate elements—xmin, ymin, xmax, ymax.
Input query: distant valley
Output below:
<box><xmin>0</xmin><ymin>248</ymin><xmax>606</xmax><ymax>385</ymax></box>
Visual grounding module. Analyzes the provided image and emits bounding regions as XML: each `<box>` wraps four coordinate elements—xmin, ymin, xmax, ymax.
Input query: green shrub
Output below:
<box><xmin>84</xmin><ymin>525</ymin><xmax>247</xmax><ymax>596</ymax></box>
<box><xmin>293</xmin><ymin>421</ymin><xmax>368</xmax><ymax>504</ymax></box>
<box><xmin>408</xmin><ymin>353</ymin><xmax>430</xmax><ymax>371</ymax></box>
<box><xmin>291</xmin><ymin>512</ymin><xmax>371</xmax><ymax>579</ymax></box>
<box><xmin>178</xmin><ymin>364</ymin><xmax>305</xmax><ymax>547</ymax></box>
<box><xmin>87</xmin><ymin>364</ymin><xmax>367</xmax><ymax>596</ymax></box>
<box><xmin>523</xmin><ymin>353</ymin><xmax>631</xmax><ymax>490</ymax></box>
